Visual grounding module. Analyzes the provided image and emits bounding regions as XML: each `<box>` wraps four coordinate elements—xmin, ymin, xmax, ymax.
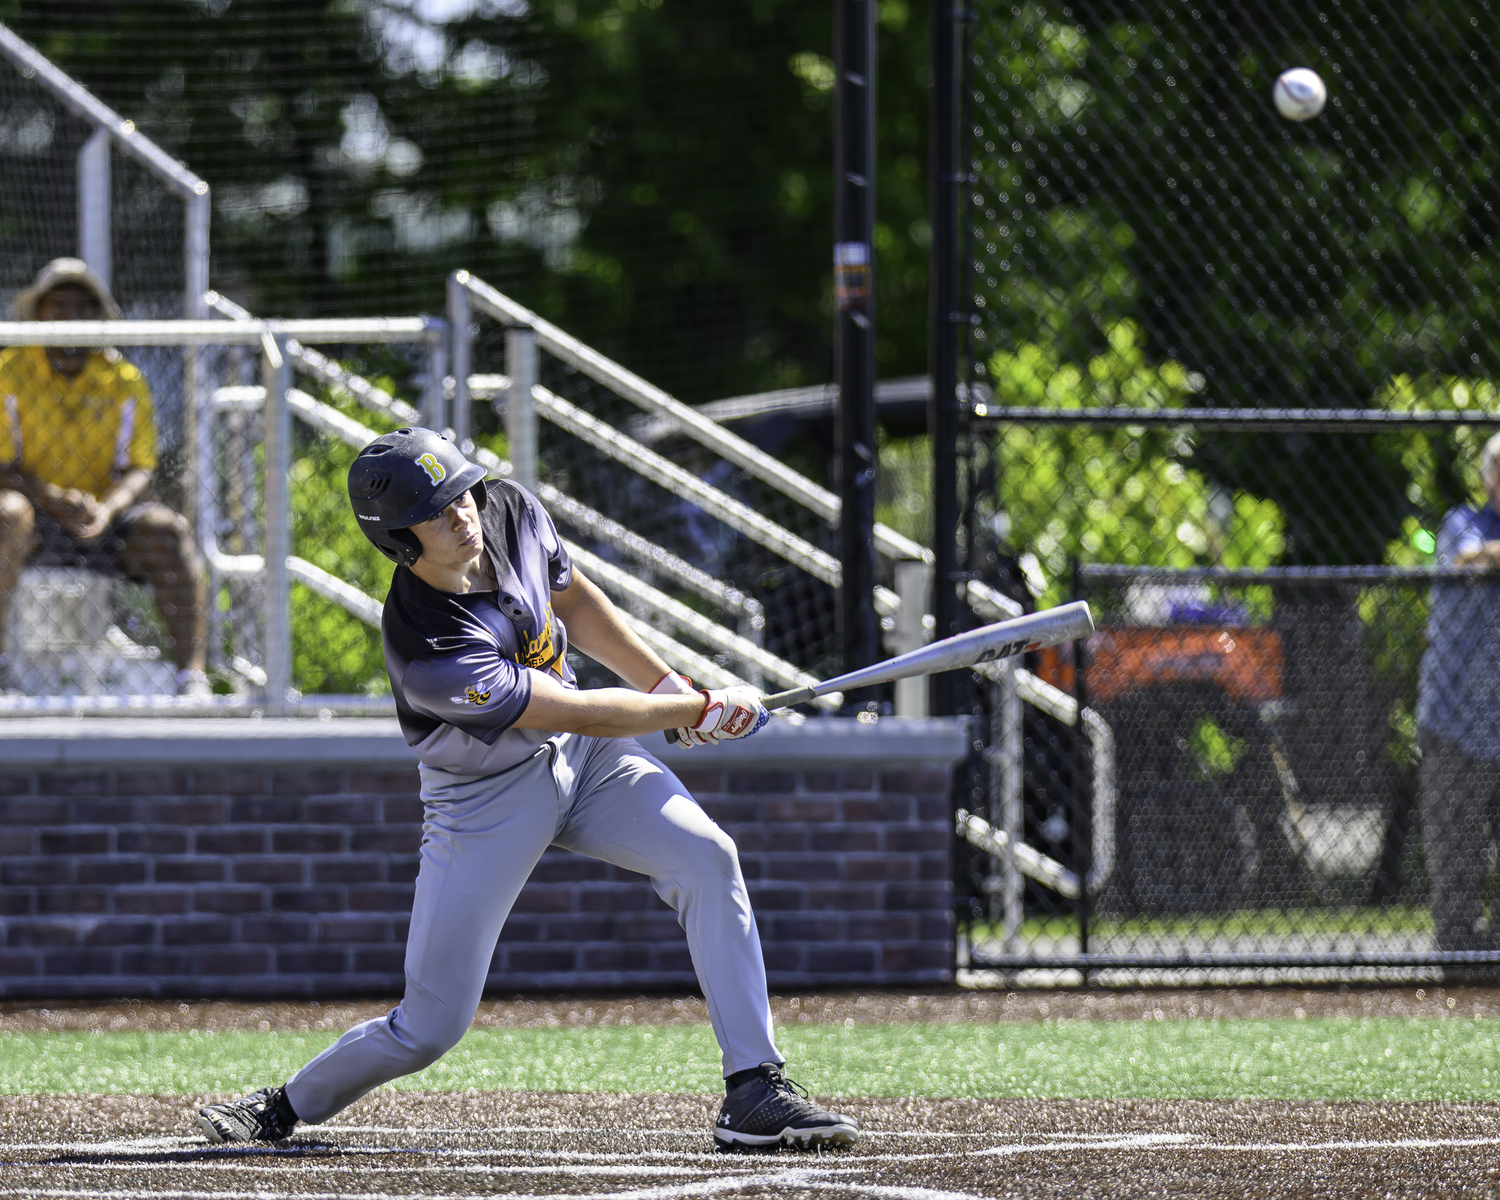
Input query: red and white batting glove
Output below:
<box><xmin>686</xmin><ymin>686</ymin><xmax>769</xmax><ymax>747</ymax></box>
<box><xmin>650</xmin><ymin>672</ymin><xmax>704</xmax><ymax>746</ymax></box>
<box><xmin>649</xmin><ymin>671</ymin><xmax>696</xmax><ymax>697</ymax></box>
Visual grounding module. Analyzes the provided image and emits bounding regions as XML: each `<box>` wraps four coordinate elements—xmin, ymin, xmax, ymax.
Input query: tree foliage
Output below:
<box><xmin>966</xmin><ymin>1</ymin><xmax>1500</xmax><ymax>565</ymax></box>
<box><xmin>3</xmin><ymin>0</ymin><xmax>933</xmax><ymax>403</ymax></box>
<box><xmin>988</xmin><ymin>321</ymin><xmax>1285</xmax><ymax>607</ymax></box>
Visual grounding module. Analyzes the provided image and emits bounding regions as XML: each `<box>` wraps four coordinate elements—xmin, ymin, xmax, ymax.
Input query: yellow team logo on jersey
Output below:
<box><xmin>416</xmin><ymin>453</ymin><xmax>446</xmax><ymax>485</ymax></box>
<box><xmin>515</xmin><ymin>605</ymin><xmax>560</xmax><ymax>672</ymax></box>
<box><xmin>464</xmin><ymin>685</ymin><xmax>491</xmax><ymax>705</ymax></box>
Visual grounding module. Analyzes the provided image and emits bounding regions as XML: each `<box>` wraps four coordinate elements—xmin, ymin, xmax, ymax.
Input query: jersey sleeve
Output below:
<box><xmin>1438</xmin><ymin>506</ymin><xmax>1486</xmax><ymax>565</ymax></box>
<box><xmin>0</xmin><ymin>349</ymin><xmax>23</xmax><ymax>464</ymax></box>
<box><xmin>519</xmin><ymin>484</ymin><xmax>573</xmax><ymax>591</ymax></box>
<box><xmin>399</xmin><ymin>643</ymin><xmax>534</xmax><ymax>740</ymax></box>
<box><xmin>118</xmin><ymin>364</ymin><xmax>159</xmax><ymax>474</ymax></box>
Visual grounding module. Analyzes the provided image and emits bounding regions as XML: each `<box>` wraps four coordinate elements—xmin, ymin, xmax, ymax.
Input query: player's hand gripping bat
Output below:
<box><xmin>665</xmin><ymin>600</ymin><xmax>1095</xmax><ymax>744</ymax></box>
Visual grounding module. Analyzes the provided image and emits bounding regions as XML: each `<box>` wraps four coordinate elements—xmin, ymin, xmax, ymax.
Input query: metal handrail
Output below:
<box><xmin>0</xmin><ymin>23</ymin><xmax>210</xmax><ymax>320</ymax></box>
<box><xmin>208</xmin><ymin>545</ymin><xmax>384</xmax><ymax>629</ymax></box>
<box><xmin>956</xmin><ymin>808</ymin><xmax>1081</xmax><ymax>900</ymax></box>
<box><xmin>971</xmin><ymin>404</ymin><xmax>1500</xmax><ymax>430</ymax></box>
<box><xmin>203</xmin><ymin>384</ymin><xmax>784</xmax><ymax>694</ymax></box>
<box><xmin>627</xmin><ymin>376</ymin><xmax>935</xmax><ymax>445</ymax></box>
<box><xmin>566</xmin><ymin>541</ymin><xmax>829</xmax><ymax>703</ymax></box>
<box><xmin>1079</xmin><ymin>563</ymin><xmax>1500</xmax><ymax>583</ymax></box>
<box><xmin>456</xmin><ymin>271</ymin><xmax>930</xmax><ymax>564</ymax></box>
<box><xmin>974</xmin><ymin>660</ymin><xmax>1117</xmax><ymax>899</ymax></box>
<box><xmin>468</xmin><ymin>443</ymin><xmax>767</xmax><ymax>633</ymax></box>
<box><xmin>615</xmin><ymin>612</ymin><xmax>747</xmax><ymax>691</ymax></box>
<box><xmin>0</xmin><ymin>318</ymin><xmax>443</xmax><ymax>346</ymax></box>
<box><xmin>0</xmin><ymin>22</ymin><xmax>205</xmax><ymax>199</ymax></box>
<box><xmin>476</xmin><ymin>372</ymin><xmax>901</xmax><ymax>616</ymax></box>
<box><xmin>536</xmin><ymin>484</ymin><xmax>764</xmax><ymax>635</ymax></box>
<box><xmin>533</xmin><ymin>383</ymin><xmax>844</xmax><ymax>587</ymax></box>
<box><xmin>208</xmin><ymin>291</ymin><xmax>422</xmax><ymax>426</ymax></box>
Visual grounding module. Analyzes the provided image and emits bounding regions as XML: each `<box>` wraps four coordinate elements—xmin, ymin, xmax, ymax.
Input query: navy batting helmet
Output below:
<box><xmin>347</xmin><ymin>428</ymin><xmax>488</xmax><ymax>567</ymax></box>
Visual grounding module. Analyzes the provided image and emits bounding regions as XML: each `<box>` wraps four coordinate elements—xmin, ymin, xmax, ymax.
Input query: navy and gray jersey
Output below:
<box><xmin>383</xmin><ymin>478</ymin><xmax>577</xmax><ymax>774</ymax></box>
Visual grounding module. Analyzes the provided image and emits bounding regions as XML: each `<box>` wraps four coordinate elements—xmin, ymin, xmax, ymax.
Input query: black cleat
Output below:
<box><xmin>193</xmin><ymin>1086</ymin><xmax>298</xmax><ymax>1144</ymax></box>
<box><xmin>714</xmin><ymin>1062</ymin><xmax>860</xmax><ymax>1152</ymax></box>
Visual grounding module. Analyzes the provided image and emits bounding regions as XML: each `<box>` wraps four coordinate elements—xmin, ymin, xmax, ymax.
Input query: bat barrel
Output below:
<box><xmin>673</xmin><ymin>602</ymin><xmax>1096</xmax><ymax>734</ymax></box>
<box><xmin>792</xmin><ymin>600</ymin><xmax>1094</xmax><ymax>699</ymax></box>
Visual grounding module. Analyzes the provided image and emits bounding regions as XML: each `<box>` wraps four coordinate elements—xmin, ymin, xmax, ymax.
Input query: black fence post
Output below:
<box><xmin>928</xmin><ymin>0</ymin><xmax>964</xmax><ymax>715</ymax></box>
<box><xmin>1071</xmin><ymin>557</ymin><xmax>1091</xmax><ymax>962</ymax></box>
<box><xmin>834</xmin><ymin>0</ymin><xmax>879</xmax><ymax>687</ymax></box>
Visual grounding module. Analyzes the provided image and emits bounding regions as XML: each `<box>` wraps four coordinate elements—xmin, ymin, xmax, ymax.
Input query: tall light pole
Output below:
<box><xmin>928</xmin><ymin>0</ymin><xmax>964</xmax><ymax>715</ymax></box>
<box><xmin>834</xmin><ymin>0</ymin><xmax>879</xmax><ymax>689</ymax></box>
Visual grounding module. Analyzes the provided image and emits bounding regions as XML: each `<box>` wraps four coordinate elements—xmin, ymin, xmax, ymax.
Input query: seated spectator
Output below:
<box><xmin>0</xmin><ymin>258</ymin><xmax>208</xmax><ymax>696</ymax></box>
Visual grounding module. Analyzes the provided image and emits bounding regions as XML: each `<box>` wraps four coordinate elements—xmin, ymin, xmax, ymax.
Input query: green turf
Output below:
<box><xmin>5</xmin><ymin>1017</ymin><xmax>1500</xmax><ymax>1102</ymax></box>
<box><xmin>990</xmin><ymin>905</ymin><xmax>1437</xmax><ymax>945</ymax></box>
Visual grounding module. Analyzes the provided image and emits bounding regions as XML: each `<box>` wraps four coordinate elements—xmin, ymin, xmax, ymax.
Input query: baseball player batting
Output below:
<box><xmin>192</xmin><ymin>427</ymin><xmax>858</xmax><ymax>1152</ymax></box>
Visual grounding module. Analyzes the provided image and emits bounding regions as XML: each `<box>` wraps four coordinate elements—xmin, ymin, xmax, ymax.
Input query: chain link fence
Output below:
<box><xmin>0</xmin><ymin>40</ymin><xmax>190</xmax><ymax>321</ymax></box>
<box><xmin>954</xmin><ymin>1</ymin><xmax>1500</xmax><ymax>979</ymax></box>
<box><xmin>0</xmin><ymin>313</ymin><xmax>447</xmax><ymax>712</ymax></box>
<box><xmin>457</xmin><ymin>276</ymin><xmax>884</xmax><ymax>693</ymax></box>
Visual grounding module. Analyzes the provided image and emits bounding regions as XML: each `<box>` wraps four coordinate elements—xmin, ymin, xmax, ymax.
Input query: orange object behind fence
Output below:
<box><xmin>1035</xmin><ymin>626</ymin><xmax>1285</xmax><ymax>706</ymax></box>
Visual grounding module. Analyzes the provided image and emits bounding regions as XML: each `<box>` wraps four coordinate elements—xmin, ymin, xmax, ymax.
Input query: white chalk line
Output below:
<box><xmin>15</xmin><ymin>1128</ymin><xmax>1500</xmax><ymax>1162</ymax></box>
<box><xmin>0</xmin><ymin>1181</ymin><xmax>986</xmax><ymax>1200</ymax></box>
<box><xmin>31</xmin><ymin>1151</ymin><xmax>950</xmax><ymax>1168</ymax></box>
<box><xmin>321</xmin><ymin>1123</ymin><xmax>987</xmax><ymax>1139</ymax></box>
<box><xmin>0</xmin><ymin>1139</ymin><xmax>966</xmax><ymax>1171</ymax></box>
<box><xmin>1</xmin><ymin>1139</ymin><xmax>724</xmax><ymax>1161</ymax></box>
<box><xmin>8</xmin><ymin>1129</ymin><xmax>1500</xmax><ymax>1200</ymax></box>
<box><xmin>17</xmin><ymin>1161</ymin><xmax>727</xmax><ymax>1180</ymax></box>
<box><xmin>975</xmin><ymin>1132</ymin><xmax>1500</xmax><ymax>1157</ymax></box>
<box><xmin>1194</xmin><ymin>1134</ymin><xmax>1500</xmax><ymax>1154</ymax></box>
<box><xmin>980</xmin><ymin>1132</ymin><xmax>1198</xmax><ymax>1155</ymax></box>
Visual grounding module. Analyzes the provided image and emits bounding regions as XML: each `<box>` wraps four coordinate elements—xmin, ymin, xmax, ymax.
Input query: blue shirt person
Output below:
<box><xmin>1416</xmin><ymin>432</ymin><xmax>1500</xmax><ymax>957</ymax></box>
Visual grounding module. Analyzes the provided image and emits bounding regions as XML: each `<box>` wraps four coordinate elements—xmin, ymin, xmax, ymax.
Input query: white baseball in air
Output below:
<box><xmin>1272</xmin><ymin>67</ymin><xmax>1327</xmax><ymax>121</ymax></box>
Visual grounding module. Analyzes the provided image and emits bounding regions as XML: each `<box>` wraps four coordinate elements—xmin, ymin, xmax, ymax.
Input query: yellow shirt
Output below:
<box><xmin>0</xmin><ymin>344</ymin><xmax>158</xmax><ymax>499</ymax></box>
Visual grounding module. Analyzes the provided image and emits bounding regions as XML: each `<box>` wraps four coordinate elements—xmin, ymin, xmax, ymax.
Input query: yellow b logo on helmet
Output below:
<box><xmin>416</xmin><ymin>453</ymin><xmax>446</xmax><ymax>485</ymax></box>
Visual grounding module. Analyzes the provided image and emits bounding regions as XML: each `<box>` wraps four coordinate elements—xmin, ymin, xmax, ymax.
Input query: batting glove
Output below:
<box><xmin>649</xmin><ymin>671</ymin><xmax>697</xmax><ymax>696</ymax></box>
<box><xmin>650</xmin><ymin>672</ymin><xmax>707</xmax><ymax>746</ymax></box>
<box><xmin>687</xmin><ymin>686</ymin><xmax>769</xmax><ymax>746</ymax></box>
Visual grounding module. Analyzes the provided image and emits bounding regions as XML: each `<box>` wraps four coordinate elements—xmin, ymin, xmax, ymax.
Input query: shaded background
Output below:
<box><xmin>0</xmin><ymin>0</ymin><xmax>932</xmax><ymax>409</ymax></box>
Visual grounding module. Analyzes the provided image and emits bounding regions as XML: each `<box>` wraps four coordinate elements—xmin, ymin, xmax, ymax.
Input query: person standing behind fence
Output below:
<box><xmin>0</xmin><ymin>258</ymin><xmax>208</xmax><ymax>696</ymax></box>
<box><xmin>1417</xmin><ymin>431</ymin><xmax>1500</xmax><ymax>964</ymax></box>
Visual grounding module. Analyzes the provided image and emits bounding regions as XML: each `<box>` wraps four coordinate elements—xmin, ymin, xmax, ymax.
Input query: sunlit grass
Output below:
<box><xmin>989</xmin><ymin>905</ymin><xmax>1436</xmax><ymax>946</ymax></box>
<box><xmin>4</xmin><ymin>1015</ymin><xmax>1500</xmax><ymax>1102</ymax></box>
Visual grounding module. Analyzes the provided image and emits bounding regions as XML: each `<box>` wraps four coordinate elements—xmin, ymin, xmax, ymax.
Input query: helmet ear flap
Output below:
<box><xmin>470</xmin><ymin>484</ymin><xmax>488</xmax><ymax>512</ymax></box>
<box><xmin>389</xmin><ymin>528</ymin><xmax>423</xmax><ymax>568</ymax></box>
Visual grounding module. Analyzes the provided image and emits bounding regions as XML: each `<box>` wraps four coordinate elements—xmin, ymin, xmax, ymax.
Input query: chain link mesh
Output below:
<box><xmin>957</xmin><ymin>2</ymin><xmax>1500</xmax><ymax>978</ymax></box>
<box><xmin>466</xmin><ymin>314</ymin><xmax>843</xmax><ymax>685</ymax></box>
<box><xmin>0</xmin><ymin>59</ymin><xmax>186</xmax><ymax>319</ymax></box>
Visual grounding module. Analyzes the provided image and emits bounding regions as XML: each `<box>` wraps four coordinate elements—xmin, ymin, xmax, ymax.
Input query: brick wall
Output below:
<box><xmin>0</xmin><ymin>723</ymin><xmax>960</xmax><ymax>998</ymax></box>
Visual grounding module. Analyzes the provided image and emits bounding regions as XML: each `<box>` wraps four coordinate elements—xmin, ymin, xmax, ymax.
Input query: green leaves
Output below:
<box><xmin>988</xmin><ymin>324</ymin><xmax>1285</xmax><ymax>605</ymax></box>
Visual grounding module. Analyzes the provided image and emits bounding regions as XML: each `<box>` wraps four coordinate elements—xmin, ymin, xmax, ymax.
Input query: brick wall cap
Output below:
<box><xmin>0</xmin><ymin>716</ymin><xmax>970</xmax><ymax>769</ymax></box>
<box><xmin>652</xmin><ymin>716</ymin><xmax>970</xmax><ymax>767</ymax></box>
<box><xmin>0</xmin><ymin>719</ymin><xmax>415</xmax><ymax>767</ymax></box>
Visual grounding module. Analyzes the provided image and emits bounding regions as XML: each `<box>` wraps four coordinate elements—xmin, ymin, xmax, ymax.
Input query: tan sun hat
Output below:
<box><xmin>12</xmin><ymin>257</ymin><xmax>123</xmax><ymax>320</ymax></box>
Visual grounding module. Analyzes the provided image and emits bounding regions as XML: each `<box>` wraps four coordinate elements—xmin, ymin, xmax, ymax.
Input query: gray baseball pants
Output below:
<box><xmin>1419</xmin><ymin>727</ymin><xmax>1500</xmax><ymax>954</ymax></box>
<box><xmin>284</xmin><ymin>733</ymin><xmax>780</xmax><ymax>1124</ymax></box>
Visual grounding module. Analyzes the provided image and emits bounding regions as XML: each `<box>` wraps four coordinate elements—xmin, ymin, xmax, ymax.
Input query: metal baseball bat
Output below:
<box><xmin>759</xmin><ymin>600</ymin><xmax>1094</xmax><ymax>709</ymax></box>
<box><xmin>665</xmin><ymin>600</ymin><xmax>1094</xmax><ymax>742</ymax></box>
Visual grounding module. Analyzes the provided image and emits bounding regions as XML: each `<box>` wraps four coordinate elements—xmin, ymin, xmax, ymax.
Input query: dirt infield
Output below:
<box><xmin>6</xmin><ymin>990</ymin><xmax>1500</xmax><ymax>1197</ymax></box>
<box><xmin>4</xmin><ymin>1090</ymin><xmax>1500</xmax><ymax>1199</ymax></box>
